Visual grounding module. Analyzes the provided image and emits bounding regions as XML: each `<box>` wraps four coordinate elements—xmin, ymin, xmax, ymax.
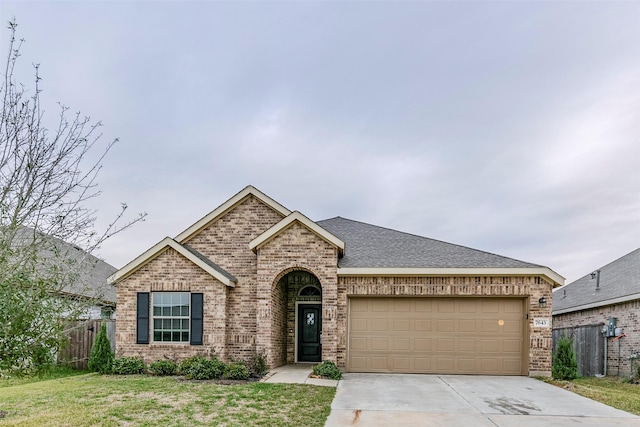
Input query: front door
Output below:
<box><xmin>298</xmin><ymin>304</ymin><xmax>322</xmax><ymax>362</ymax></box>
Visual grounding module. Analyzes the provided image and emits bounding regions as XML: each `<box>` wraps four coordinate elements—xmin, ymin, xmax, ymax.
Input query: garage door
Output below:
<box><xmin>348</xmin><ymin>297</ymin><xmax>525</xmax><ymax>375</ymax></box>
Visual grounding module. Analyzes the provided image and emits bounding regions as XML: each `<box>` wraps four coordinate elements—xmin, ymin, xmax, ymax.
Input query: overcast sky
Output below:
<box><xmin>1</xmin><ymin>1</ymin><xmax>639</xmax><ymax>284</ymax></box>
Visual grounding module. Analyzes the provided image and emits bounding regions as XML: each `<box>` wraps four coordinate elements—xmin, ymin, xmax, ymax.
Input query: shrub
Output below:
<box><xmin>225</xmin><ymin>361</ymin><xmax>250</xmax><ymax>380</ymax></box>
<box><xmin>181</xmin><ymin>356</ymin><xmax>225</xmax><ymax>380</ymax></box>
<box><xmin>552</xmin><ymin>336</ymin><xmax>578</xmax><ymax>380</ymax></box>
<box><xmin>179</xmin><ymin>356</ymin><xmax>205</xmax><ymax>376</ymax></box>
<box><xmin>149</xmin><ymin>359</ymin><xmax>178</xmax><ymax>376</ymax></box>
<box><xmin>312</xmin><ymin>360</ymin><xmax>342</xmax><ymax>380</ymax></box>
<box><xmin>248</xmin><ymin>352</ymin><xmax>268</xmax><ymax>378</ymax></box>
<box><xmin>111</xmin><ymin>357</ymin><xmax>146</xmax><ymax>375</ymax></box>
<box><xmin>87</xmin><ymin>323</ymin><xmax>114</xmax><ymax>374</ymax></box>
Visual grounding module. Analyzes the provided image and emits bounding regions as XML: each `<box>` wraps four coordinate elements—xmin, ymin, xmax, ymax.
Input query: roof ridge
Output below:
<box><xmin>318</xmin><ymin>216</ymin><xmax>541</xmax><ymax>267</ymax></box>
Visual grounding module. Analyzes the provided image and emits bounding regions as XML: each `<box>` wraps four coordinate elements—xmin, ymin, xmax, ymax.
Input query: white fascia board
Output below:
<box><xmin>337</xmin><ymin>267</ymin><xmax>565</xmax><ymax>287</ymax></box>
<box><xmin>552</xmin><ymin>292</ymin><xmax>640</xmax><ymax>315</ymax></box>
<box><xmin>249</xmin><ymin>211</ymin><xmax>345</xmax><ymax>254</ymax></box>
<box><xmin>175</xmin><ymin>185</ymin><xmax>291</xmax><ymax>242</ymax></box>
<box><xmin>107</xmin><ymin>237</ymin><xmax>235</xmax><ymax>287</ymax></box>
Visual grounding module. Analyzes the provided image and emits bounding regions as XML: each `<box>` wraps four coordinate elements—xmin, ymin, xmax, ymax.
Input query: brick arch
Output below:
<box><xmin>268</xmin><ymin>268</ymin><xmax>324</xmax><ymax>366</ymax></box>
<box><xmin>270</xmin><ymin>265</ymin><xmax>323</xmax><ymax>293</ymax></box>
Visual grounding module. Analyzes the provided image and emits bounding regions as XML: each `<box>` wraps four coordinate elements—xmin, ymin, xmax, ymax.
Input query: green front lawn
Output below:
<box><xmin>0</xmin><ymin>373</ymin><xmax>335</xmax><ymax>426</ymax></box>
<box><xmin>545</xmin><ymin>377</ymin><xmax>640</xmax><ymax>416</ymax></box>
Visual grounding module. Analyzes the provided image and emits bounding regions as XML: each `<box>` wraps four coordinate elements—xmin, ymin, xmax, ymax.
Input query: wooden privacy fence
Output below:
<box><xmin>553</xmin><ymin>324</ymin><xmax>604</xmax><ymax>377</ymax></box>
<box><xmin>58</xmin><ymin>319</ymin><xmax>115</xmax><ymax>370</ymax></box>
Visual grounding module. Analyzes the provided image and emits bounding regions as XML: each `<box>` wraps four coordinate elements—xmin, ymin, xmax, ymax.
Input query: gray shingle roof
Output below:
<box><xmin>12</xmin><ymin>227</ymin><xmax>117</xmax><ymax>303</ymax></box>
<box><xmin>316</xmin><ymin>217</ymin><xmax>543</xmax><ymax>269</ymax></box>
<box><xmin>553</xmin><ymin>247</ymin><xmax>640</xmax><ymax>314</ymax></box>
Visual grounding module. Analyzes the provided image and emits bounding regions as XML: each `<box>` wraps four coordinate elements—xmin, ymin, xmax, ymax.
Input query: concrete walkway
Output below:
<box><xmin>261</xmin><ymin>364</ymin><xmax>339</xmax><ymax>387</ymax></box>
<box><xmin>326</xmin><ymin>374</ymin><xmax>640</xmax><ymax>427</ymax></box>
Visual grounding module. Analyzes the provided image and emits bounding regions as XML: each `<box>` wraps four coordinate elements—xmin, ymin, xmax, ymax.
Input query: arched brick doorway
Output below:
<box><xmin>270</xmin><ymin>270</ymin><xmax>322</xmax><ymax>366</ymax></box>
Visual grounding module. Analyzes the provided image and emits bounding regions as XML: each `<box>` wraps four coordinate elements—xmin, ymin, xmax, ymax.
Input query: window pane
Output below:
<box><xmin>162</xmin><ymin>331</ymin><xmax>171</xmax><ymax>341</ymax></box>
<box><xmin>182</xmin><ymin>332</ymin><xmax>189</xmax><ymax>342</ymax></box>
<box><xmin>181</xmin><ymin>305</ymin><xmax>189</xmax><ymax>316</ymax></box>
<box><xmin>182</xmin><ymin>319</ymin><xmax>189</xmax><ymax>330</ymax></box>
<box><xmin>153</xmin><ymin>306</ymin><xmax>161</xmax><ymax>316</ymax></box>
<box><xmin>154</xmin><ymin>319</ymin><xmax>161</xmax><ymax>329</ymax></box>
<box><xmin>171</xmin><ymin>305</ymin><xmax>179</xmax><ymax>316</ymax></box>
<box><xmin>154</xmin><ymin>331</ymin><xmax>161</xmax><ymax>341</ymax></box>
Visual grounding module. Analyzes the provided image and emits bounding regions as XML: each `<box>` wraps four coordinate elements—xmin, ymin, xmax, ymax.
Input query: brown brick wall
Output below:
<box><xmin>554</xmin><ymin>300</ymin><xmax>640</xmax><ymax>376</ymax></box>
<box><xmin>255</xmin><ymin>222</ymin><xmax>339</xmax><ymax>368</ymax></box>
<box><xmin>115</xmin><ymin>247</ymin><xmax>227</xmax><ymax>363</ymax></box>
<box><xmin>184</xmin><ymin>195</ymin><xmax>284</xmax><ymax>362</ymax></box>
<box><xmin>337</xmin><ymin>275</ymin><xmax>554</xmax><ymax>376</ymax></box>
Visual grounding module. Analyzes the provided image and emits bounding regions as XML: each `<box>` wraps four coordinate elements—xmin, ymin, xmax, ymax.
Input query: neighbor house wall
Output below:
<box><xmin>554</xmin><ymin>300</ymin><xmax>640</xmax><ymax>377</ymax></box>
<box><xmin>115</xmin><ymin>247</ymin><xmax>227</xmax><ymax>363</ymax></box>
<box><xmin>337</xmin><ymin>275</ymin><xmax>554</xmax><ymax>376</ymax></box>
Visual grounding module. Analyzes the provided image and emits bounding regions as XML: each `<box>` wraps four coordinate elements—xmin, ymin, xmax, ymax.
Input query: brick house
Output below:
<box><xmin>109</xmin><ymin>186</ymin><xmax>563</xmax><ymax>376</ymax></box>
<box><xmin>553</xmin><ymin>248</ymin><xmax>640</xmax><ymax>376</ymax></box>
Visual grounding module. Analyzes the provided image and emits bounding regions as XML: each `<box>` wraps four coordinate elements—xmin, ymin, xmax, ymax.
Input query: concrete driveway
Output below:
<box><xmin>325</xmin><ymin>374</ymin><xmax>640</xmax><ymax>426</ymax></box>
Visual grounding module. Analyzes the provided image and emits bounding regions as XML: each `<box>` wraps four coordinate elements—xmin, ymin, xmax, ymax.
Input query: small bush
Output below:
<box><xmin>552</xmin><ymin>336</ymin><xmax>578</xmax><ymax>380</ymax></box>
<box><xmin>111</xmin><ymin>357</ymin><xmax>146</xmax><ymax>375</ymax></box>
<box><xmin>149</xmin><ymin>359</ymin><xmax>178</xmax><ymax>376</ymax></box>
<box><xmin>312</xmin><ymin>360</ymin><xmax>342</xmax><ymax>380</ymax></box>
<box><xmin>225</xmin><ymin>361</ymin><xmax>250</xmax><ymax>380</ymax></box>
<box><xmin>87</xmin><ymin>323</ymin><xmax>114</xmax><ymax>374</ymax></box>
<box><xmin>181</xmin><ymin>356</ymin><xmax>225</xmax><ymax>380</ymax></box>
<box><xmin>248</xmin><ymin>352</ymin><xmax>268</xmax><ymax>378</ymax></box>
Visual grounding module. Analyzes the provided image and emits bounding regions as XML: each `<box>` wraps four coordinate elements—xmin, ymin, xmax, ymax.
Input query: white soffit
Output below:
<box><xmin>337</xmin><ymin>267</ymin><xmax>565</xmax><ymax>287</ymax></box>
<box><xmin>175</xmin><ymin>185</ymin><xmax>291</xmax><ymax>243</ymax></box>
<box><xmin>107</xmin><ymin>237</ymin><xmax>236</xmax><ymax>287</ymax></box>
<box><xmin>249</xmin><ymin>211</ymin><xmax>345</xmax><ymax>254</ymax></box>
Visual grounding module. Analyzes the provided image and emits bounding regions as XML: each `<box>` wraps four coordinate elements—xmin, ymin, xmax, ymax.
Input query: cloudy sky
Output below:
<box><xmin>1</xmin><ymin>1</ymin><xmax>638</xmax><ymax>284</ymax></box>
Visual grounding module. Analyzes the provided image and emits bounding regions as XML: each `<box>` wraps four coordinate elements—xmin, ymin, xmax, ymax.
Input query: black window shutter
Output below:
<box><xmin>136</xmin><ymin>292</ymin><xmax>150</xmax><ymax>344</ymax></box>
<box><xmin>191</xmin><ymin>293</ymin><xmax>204</xmax><ymax>345</ymax></box>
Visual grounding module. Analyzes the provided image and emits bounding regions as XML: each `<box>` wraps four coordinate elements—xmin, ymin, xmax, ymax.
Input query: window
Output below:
<box><xmin>152</xmin><ymin>292</ymin><xmax>190</xmax><ymax>342</ymax></box>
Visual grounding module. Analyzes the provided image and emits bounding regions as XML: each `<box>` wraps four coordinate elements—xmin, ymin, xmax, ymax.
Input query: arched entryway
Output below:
<box><xmin>272</xmin><ymin>270</ymin><xmax>322</xmax><ymax>366</ymax></box>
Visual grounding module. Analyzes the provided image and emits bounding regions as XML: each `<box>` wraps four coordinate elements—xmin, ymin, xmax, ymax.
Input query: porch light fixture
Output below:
<box><xmin>538</xmin><ymin>297</ymin><xmax>547</xmax><ymax>308</ymax></box>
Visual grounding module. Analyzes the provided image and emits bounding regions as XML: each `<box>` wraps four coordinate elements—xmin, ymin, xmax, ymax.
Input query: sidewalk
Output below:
<box><xmin>261</xmin><ymin>364</ymin><xmax>338</xmax><ymax>387</ymax></box>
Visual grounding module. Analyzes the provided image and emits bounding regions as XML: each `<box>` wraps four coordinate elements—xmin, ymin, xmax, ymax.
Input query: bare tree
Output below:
<box><xmin>0</xmin><ymin>19</ymin><xmax>145</xmax><ymax>374</ymax></box>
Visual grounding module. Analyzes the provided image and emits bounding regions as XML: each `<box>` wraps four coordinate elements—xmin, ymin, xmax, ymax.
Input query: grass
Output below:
<box><xmin>0</xmin><ymin>366</ymin><xmax>86</xmax><ymax>388</ymax></box>
<box><xmin>544</xmin><ymin>377</ymin><xmax>640</xmax><ymax>416</ymax></box>
<box><xmin>0</xmin><ymin>373</ymin><xmax>336</xmax><ymax>426</ymax></box>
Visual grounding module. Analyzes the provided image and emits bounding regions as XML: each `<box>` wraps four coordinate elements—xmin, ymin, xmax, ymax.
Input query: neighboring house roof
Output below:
<box><xmin>108</xmin><ymin>237</ymin><xmax>237</xmax><ymax>287</ymax></box>
<box><xmin>553</xmin><ymin>247</ymin><xmax>640</xmax><ymax>315</ymax></box>
<box><xmin>318</xmin><ymin>217</ymin><xmax>563</xmax><ymax>285</ymax></box>
<box><xmin>11</xmin><ymin>227</ymin><xmax>117</xmax><ymax>304</ymax></box>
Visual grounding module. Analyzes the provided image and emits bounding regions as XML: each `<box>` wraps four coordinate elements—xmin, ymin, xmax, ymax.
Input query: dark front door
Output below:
<box><xmin>298</xmin><ymin>304</ymin><xmax>322</xmax><ymax>362</ymax></box>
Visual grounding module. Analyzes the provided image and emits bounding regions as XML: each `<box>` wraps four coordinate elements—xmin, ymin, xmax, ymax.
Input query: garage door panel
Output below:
<box><xmin>348</xmin><ymin>297</ymin><xmax>525</xmax><ymax>375</ymax></box>
<box><xmin>394</xmin><ymin>319</ymin><xmax>410</xmax><ymax>331</ymax></box>
<box><xmin>372</xmin><ymin>319</ymin><xmax>388</xmax><ymax>331</ymax></box>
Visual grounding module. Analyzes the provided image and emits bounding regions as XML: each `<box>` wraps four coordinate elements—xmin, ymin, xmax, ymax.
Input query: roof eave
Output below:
<box><xmin>337</xmin><ymin>267</ymin><xmax>564</xmax><ymax>286</ymax></box>
<box><xmin>107</xmin><ymin>237</ymin><xmax>236</xmax><ymax>287</ymax></box>
<box><xmin>553</xmin><ymin>292</ymin><xmax>640</xmax><ymax>315</ymax></box>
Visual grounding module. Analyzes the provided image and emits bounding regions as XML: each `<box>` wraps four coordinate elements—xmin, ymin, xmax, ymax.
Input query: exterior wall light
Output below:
<box><xmin>538</xmin><ymin>297</ymin><xmax>547</xmax><ymax>308</ymax></box>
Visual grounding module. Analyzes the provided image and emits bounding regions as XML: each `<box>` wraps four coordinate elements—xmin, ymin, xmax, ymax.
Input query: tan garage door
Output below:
<box><xmin>348</xmin><ymin>297</ymin><xmax>525</xmax><ymax>375</ymax></box>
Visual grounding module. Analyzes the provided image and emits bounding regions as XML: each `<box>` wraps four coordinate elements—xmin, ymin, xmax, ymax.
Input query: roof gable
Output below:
<box><xmin>107</xmin><ymin>237</ymin><xmax>236</xmax><ymax>287</ymax></box>
<box><xmin>553</xmin><ymin>247</ymin><xmax>640</xmax><ymax>315</ymax></box>
<box><xmin>175</xmin><ymin>185</ymin><xmax>291</xmax><ymax>243</ymax></box>
<box><xmin>249</xmin><ymin>211</ymin><xmax>345</xmax><ymax>254</ymax></box>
